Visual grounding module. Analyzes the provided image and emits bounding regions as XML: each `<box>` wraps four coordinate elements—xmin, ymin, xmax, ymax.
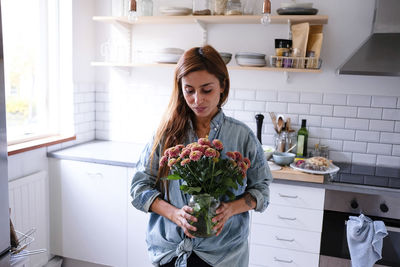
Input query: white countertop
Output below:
<box><xmin>47</xmin><ymin>140</ymin><xmax>146</xmax><ymax>168</ymax></box>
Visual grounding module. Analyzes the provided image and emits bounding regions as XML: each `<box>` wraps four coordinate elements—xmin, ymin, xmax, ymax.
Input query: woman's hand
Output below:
<box><xmin>212</xmin><ymin>202</ymin><xmax>235</xmax><ymax>236</ymax></box>
<box><xmin>171</xmin><ymin>205</ymin><xmax>198</xmax><ymax>238</ymax></box>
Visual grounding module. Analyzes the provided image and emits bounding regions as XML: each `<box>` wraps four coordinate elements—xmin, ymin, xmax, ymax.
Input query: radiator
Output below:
<box><xmin>8</xmin><ymin>171</ymin><xmax>50</xmax><ymax>267</ymax></box>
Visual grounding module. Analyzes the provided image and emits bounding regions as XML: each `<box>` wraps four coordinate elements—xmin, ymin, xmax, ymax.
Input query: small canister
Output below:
<box><xmin>275</xmin><ymin>39</ymin><xmax>292</xmax><ymax>67</ymax></box>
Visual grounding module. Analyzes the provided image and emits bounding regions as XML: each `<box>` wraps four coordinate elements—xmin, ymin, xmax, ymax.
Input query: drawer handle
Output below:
<box><xmin>278</xmin><ymin>193</ymin><xmax>298</xmax><ymax>199</ymax></box>
<box><xmin>278</xmin><ymin>215</ymin><xmax>297</xmax><ymax>221</ymax></box>
<box><xmin>274</xmin><ymin>257</ymin><xmax>293</xmax><ymax>263</ymax></box>
<box><xmin>275</xmin><ymin>236</ymin><xmax>295</xmax><ymax>242</ymax></box>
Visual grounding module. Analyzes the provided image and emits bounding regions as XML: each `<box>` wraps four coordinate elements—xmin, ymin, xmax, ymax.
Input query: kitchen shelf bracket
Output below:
<box><xmin>287</xmin><ymin>19</ymin><xmax>292</xmax><ymax>40</ymax></box>
<box><xmin>284</xmin><ymin>71</ymin><xmax>290</xmax><ymax>82</ymax></box>
<box><xmin>195</xmin><ymin>19</ymin><xmax>208</xmax><ymax>45</ymax></box>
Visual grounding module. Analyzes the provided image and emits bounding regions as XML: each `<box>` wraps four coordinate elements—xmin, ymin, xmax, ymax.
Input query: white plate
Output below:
<box><xmin>290</xmin><ymin>162</ymin><xmax>340</xmax><ymax>175</ymax></box>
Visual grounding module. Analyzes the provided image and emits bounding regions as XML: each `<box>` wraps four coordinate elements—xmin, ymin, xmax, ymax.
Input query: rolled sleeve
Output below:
<box><xmin>130</xmin><ymin>140</ymin><xmax>162</xmax><ymax>213</ymax></box>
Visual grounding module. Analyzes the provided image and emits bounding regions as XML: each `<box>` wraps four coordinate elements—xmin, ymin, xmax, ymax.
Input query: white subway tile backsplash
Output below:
<box><xmin>372</xmin><ymin>96</ymin><xmax>397</xmax><ymax>108</ymax></box>
<box><xmin>224</xmin><ymin>99</ymin><xmax>244</xmax><ymax>110</ymax></box>
<box><xmin>332</xmin><ymin>129</ymin><xmax>355</xmax><ymax>140</ymax></box>
<box><xmin>323</xmin><ymin>93</ymin><xmax>346</xmax><ymax>105</ymax></box>
<box><xmin>223</xmin><ymin>110</ymin><xmax>235</xmax><ymax>117</ymax></box>
<box><xmin>309</xmin><ymin>127</ymin><xmax>331</xmax><ymax>139</ymax></box>
<box><xmin>234</xmin><ymin>110</ymin><xmax>255</xmax><ymax>122</ymax></box>
<box><xmin>310</xmin><ymin>104</ymin><xmax>333</xmax><ymax>116</ymax></box>
<box><xmin>235</xmin><ymin>89</ymin><xmax>256</xmax><ymax>100</ymax></box>
<box><xmin>355</xmin><ymin>130</ymin><xmax>380</xmax><ymax>142</ymax></box>
<box><xmin>376</xmin><ymin>155</ymin><xmax>400</xmax><ymax>167</ymax></box>
<box><xmin>395</xmin><ymin>122</ymin><xmax>400</xmax><ymax>133</ymax></box>
<box><xmin>369</xmin><ymin>120</ymin><xmax>394</xmax><ymax>132</ymax></box>
<box><xmin>333</xmin><ymin>106</ymin><xmax>357</xmax><ymax>117</ymax></box>
<box><xmin>256</xmin><ymin>90</ymin><xmax>277</xmax><ymax>101</ymax></box>
<box><xmin>278</xmin><ymin>91</ymin><xmax>299</xmax><ymax>103</ymax></box>
<box><xmin>398</xmin><ymin>97</ymin><xmax>400</xmax><ymax>108</ymax></box>
<box><xmin>393</xmin><ymin>145</ymin><xmax>400</xmax><ymax>156</ymax></box>
<box><xmin>367</xmin><ymin>143</ymin><xmax>392</xmax><ymax>155</ymax></box>
<box><xmin>382</xmin><ymin>108</ymin><xmax>400</xmax><ymax>120</ymax></box>
<box><xmin>245</xmin><ymin>101</ymin><xmax>265</xmax><ymax>112</ymax></box>
<box><xmin>329</xmin><ymin>151</ymin><xmax>352</xmax><ymax>162</ymax></box>
<box><xmin>96</xmin><ymin>111</ymin><xmax>109</xmax><ymax>122</ymax></box>
<box><xmin>322</xmin><ymin>117</ymin><xmax>345</xmax><ymax>128</ymax></box>
<box><xmin>288</xmin><ymin>103</ymin><xmax>310</xmax><ymax>114</ymax></box>
<box><xmin>298</xmin><ymin>115</ymin><xmax>321</xmax><ymax>127</ymax></box>
<box><xmin>320</xmin><ymin>139</ymin><xmax>343</xmax><ymax>151</ymax></box>
<box><xmin>347</xmin><ymin>95</ymin><xmax>371</xmax><ymax>107</ymax></box>
<box><xmin>357</xmin><ymin>107</ymin><xmax>382</xmax><ymax>119</ymax></box>
<box><xmin>264</xmin><ymin>123</ymin><xmax>276</xmax><ymax>134</ymax></box>
<box><xmin>308</xmin><ymin>138</ymin><xmax>320</xmax><ymax>148</ymax></box>
<box><xmin>345</xmin><ymin>118</ymin><xmax>369</xmax><ymax>130</ymax></box>
<box><xmin>266</xmin><ymin>102</ymin><xmax>287</xmax><ymax>113</ymax></box>
<box><xmin>300</xmin><ymin>92</ymin><xmax>323</xmax><ymax>104</ymax></box>
<box><xmin>343</xmin><ymin>141</ymin><xmax>367</xmax><ymax>153</ymax></box>
<box><xmin>380</xmin><ymin>132</ymin><xmax>400</xmax><ymax>144</ymax></box>
<box><xmin>352</xmin><ymin>153</ymin><xmax>376</xmax><ymax>165</ymax></box>
<box><xmin>96</xmin><ymin>92</ymin><xmax>109</xmax><ymax>102</ymax></box>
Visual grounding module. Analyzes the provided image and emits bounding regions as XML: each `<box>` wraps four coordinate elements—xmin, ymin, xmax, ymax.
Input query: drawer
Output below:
<box><xmin>250</xmin><ymin>224</ymin><xmax>321</xmax><ymax>253</ymax></box>
<box><xmin>250</xmin><ymin>244</ymin><xmax>320</xmax><ymax>267</ymax></box>
<box><xmin>252</xmin><ymin>204</ymin><xmax>323</xmax><ymax>232</ymax></box>
<box><xmin>270</xmin><ymin>183</ymin><xmax>325</xmax><ymax>210</ymax></box>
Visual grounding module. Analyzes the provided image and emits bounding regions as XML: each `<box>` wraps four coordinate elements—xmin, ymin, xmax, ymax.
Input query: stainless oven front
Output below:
<box><xmin>319</xmin><ymin>190</ymin><xmax>400</xmax><ymax>267</ymax></box>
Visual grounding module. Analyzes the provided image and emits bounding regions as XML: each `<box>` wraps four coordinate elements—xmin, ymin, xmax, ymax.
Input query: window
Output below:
<box><xmin>2</xmin><ymin>0</ymin><xmax>73</xmax><ymax>145</ymax></box>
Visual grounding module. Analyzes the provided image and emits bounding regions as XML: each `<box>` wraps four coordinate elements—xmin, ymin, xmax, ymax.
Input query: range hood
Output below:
<box><xmin>338</xmin><ymin>0</ymin><xmax>400</xmax><ymax>77</ymax></box>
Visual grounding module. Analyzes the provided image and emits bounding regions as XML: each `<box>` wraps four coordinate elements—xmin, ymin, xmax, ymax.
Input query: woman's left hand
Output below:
<box><xmin>212</xmin><ymin>202</ymin><xmax>234</xmax><ymax>236</ymax></box>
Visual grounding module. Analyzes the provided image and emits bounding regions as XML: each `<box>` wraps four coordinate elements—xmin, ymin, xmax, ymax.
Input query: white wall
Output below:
<box><xmin>92</xmin><ymin>0</ymin><xmax>400</xmax><ymax>168</ymax></box>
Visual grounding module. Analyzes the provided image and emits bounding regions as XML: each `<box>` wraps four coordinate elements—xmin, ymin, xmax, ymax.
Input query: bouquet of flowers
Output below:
<box><xmin>159</xmin><ymin>137</ymin><xmax>250</xmax><ymax>237</ymax></box>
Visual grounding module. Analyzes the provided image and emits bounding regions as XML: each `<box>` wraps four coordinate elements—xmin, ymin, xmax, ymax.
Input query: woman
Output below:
<box><xmin>131</xmin><ymin>45</ymin><xmax>272</xmax><ymax>267</ymax></box>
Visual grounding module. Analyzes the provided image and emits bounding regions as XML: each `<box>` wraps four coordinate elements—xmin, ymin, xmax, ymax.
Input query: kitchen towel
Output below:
<box><xmin>346</xmin><ymin>214</ymin><xmax>388</xmax><ymax>267</ymax></box>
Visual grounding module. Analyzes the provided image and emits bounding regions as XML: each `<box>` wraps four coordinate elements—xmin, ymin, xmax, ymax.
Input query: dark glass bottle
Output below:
<box><xmin>296</xmin><ymin>119</ymin><xmax>308</xmax><ymax>157</ymax></box>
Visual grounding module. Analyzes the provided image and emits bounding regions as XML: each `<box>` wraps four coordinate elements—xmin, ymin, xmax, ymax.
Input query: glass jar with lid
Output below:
<box><xmin>193</xmin><ymin>0</ymin><xmax>211</xmax><ymax>15</ymax></box>
<box><xmin>214</xmin><ymin>0</ymin><xmax>228</xmax><ymax>15</ymax></box>
<box><xmin>225</xmin><ymin>0</ymin><xmax>242</xmax><ymax>15</ymax></box>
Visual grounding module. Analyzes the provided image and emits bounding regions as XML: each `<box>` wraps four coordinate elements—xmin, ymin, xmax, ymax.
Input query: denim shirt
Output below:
<box><xmin>131</xmin><ymin>110</ymin><xmax>272</xmax><ymax>267</ymax></box>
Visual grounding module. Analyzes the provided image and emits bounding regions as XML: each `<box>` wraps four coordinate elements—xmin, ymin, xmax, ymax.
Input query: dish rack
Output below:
<box><xmin>10</xmin><ymin>228</ymin><xmax>46</xmax><ymax>259</ymax></box>
<box><xmin>269</xmin><ymin>56</ymin><xmax>322</xmax><ymax>69</ymax></box>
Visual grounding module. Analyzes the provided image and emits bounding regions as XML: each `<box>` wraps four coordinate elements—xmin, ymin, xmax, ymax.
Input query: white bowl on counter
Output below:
<box><xmin>262</xmin><ymin>145</ymin><xmax>275</xmax><ymax>160</ymax></box>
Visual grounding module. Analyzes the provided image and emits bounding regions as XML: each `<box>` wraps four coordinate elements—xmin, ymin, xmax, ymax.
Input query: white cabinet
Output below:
<box><xmin>127</xmin><ymin>168</ymin><xmax>153</xmax><ymax>267</ymax></box>
<box><xmin>49</xmin><ymin>159</ymin><xmax>152</xmax><ymax>267</ymax></box>
<box><xmin>249</xmin><ymin>183</ymin><xmax>325</xmax><ymax>267</ymax></box>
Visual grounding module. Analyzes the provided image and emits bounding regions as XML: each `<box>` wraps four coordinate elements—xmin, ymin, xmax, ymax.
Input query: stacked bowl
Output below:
<box><xmin>235</xmin><ymin>52</ymin><xmax>267</xmax><ymax>67</ymax></box>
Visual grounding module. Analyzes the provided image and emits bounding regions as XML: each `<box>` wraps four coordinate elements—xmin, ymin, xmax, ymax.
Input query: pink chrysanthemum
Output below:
<box><xmin>159</xmin><ymin>155</ymin><xmax>168</xmax><ymax>167</ymax></box>
<box><xmin>164</xmin><ymin>148</ymin><xmax>172</xmax><ymax>157</ymax></box>
<box><xmin>212</xmin><ymin>139</ymin><xmax>224</xmax><ymax>150</ymax></box>
<box><xmin>234</xmin><ymin>151</ymin><xmax>243</xmax><ymax>161</ymax></box>
<box><xmin>204</xmin><ymin>148</ymin><xmax>217</xmax><ymax>158</ymax></box>
<box><xmin>238</xmin><ymin>161</ymin><xmax>249</xmax><ymax>171</ymax></box>
<box><xmin>243</xmin><ymin>158</ymin><xmax>251</xmax><ymax>169</ymax></box>
<box><xmin>191</xmin><ymin>144</ymin><xmax>205</xmax><ymax>153</ymax></box>
<box><xmin>189</xmin><ymin>150</ymin><xmax>203</xmax><ymax>161</ymax></box>
<box><xmin>186</xmin><ymin>142</ymin><xmax>197</xmax><ymax>150</ymax></box>
<box><xmin>176</xmin><ymin>144</ymin><xmax>184</xmax><ymax>150</ymax></box>
<box><xmin>230</xmin><ymin>159</ymin><xmax>237</xmax><ymax>167</ymax></box>
<box><xmin>226</xmin><ymin>151</ymin><xmax>236</xmax><ymax>160</ymax></box>
<box><xmin>180</xmin><ymin>158</ymin><xmax>190</xmax><ymax>166</ymax></box>
<box><xmin>198</xmin><ymin>138</ymin><xmax>211</xmax><ymax>146</ymax></box>
<box><xmin>167</xmin><ymin>158</ymin><xmax>177</xmax><ymax>167</ymax></box>
<box><xmin>169</xmin><ymin>146</ymin><xmax>181</xmax><ymax>158</ymax></box>
<box><xmin>180</xmin><ymin>148</ymin><xmax>191</xmax><ymax>158</ymax></box>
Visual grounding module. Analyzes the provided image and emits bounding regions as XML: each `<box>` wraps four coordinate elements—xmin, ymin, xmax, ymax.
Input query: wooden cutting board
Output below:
<box><xmin>271</xmin><ymin>166</ymin><xmax>324</xmax><ymax>183</ymax></box>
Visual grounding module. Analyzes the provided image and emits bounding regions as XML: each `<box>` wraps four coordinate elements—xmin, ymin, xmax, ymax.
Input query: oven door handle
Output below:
<box><xmin>387</xmin><ymin>226</ymin><xmax>400</xmax><ymax>233</ymax></box>
<box><xmin>274</xmin><ymin>257</ymin><xmax>293</xmax><ymax>263</ymax></box>
<box><xmin>278</xmin><ymin>215</ymin><xmax>297</xmax><ymax>221</ymax></box>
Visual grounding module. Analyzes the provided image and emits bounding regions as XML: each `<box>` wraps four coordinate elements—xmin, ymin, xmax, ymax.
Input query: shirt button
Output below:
<box><xmin>214</xmin><ymin>128</ymin><xmax>217</xmax><ymax>131</ymax></box>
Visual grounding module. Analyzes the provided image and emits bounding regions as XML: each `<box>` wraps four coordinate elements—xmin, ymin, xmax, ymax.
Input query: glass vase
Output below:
<box><xmin>188</xmin><ymin>194</ymin><xmax>220</xmax><ymax>238</ymax></box>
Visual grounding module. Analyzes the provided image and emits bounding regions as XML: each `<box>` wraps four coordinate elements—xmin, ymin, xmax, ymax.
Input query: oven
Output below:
<box><xmin>320</xmin><ymin>189</ymin><xmax>400</xmax><ymax>267</ymax></box>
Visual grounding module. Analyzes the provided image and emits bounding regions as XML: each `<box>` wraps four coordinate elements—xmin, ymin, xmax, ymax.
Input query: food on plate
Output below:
<box><xmin>295</xmin><ymin>156</ymin><xmax>331</xmax><ymax>171</ymax></box>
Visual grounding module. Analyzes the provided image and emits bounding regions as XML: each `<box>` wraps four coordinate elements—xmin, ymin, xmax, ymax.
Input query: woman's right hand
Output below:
<box><xmin>172</xmin><ymin>205</ymin><xmax>198</xmax><ymax>238</ymax></box>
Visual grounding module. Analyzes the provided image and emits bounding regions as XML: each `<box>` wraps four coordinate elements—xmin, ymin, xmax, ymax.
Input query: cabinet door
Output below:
<box><xmin>127</xmin><ymin>168</ymin><xmax>153</xmax><ymax>267</ymax></box>
<box><xmin>49</xmin><ymin>159</ymin><xmax>128</xmax><ymax>267</ymax></box>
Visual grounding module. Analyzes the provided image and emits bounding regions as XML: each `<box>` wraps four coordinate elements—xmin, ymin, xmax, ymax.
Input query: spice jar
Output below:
<box><xmin>225</xmin><ymin>0</ymin><xmax>242</xmax><ymax>15</ymax></box>
<box><xmin>214</xmin><ymin>0</ymin><xmax>228</xmax><ymax>15</ymax></box>
<box><xmin>275</xmin><ymin>39</ymin><xmax>292</xmax><ymax>67</ymax></box>
<box><xmin>193</xmin><ymin>0</ymin><xmax>211</xmax><ymax>15</ymax></box>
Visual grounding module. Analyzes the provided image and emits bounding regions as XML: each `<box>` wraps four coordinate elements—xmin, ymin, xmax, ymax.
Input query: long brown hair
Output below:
<box><xmin>150</xmin><ymin>45</ymin><xmax>230</xmax><ymax>197</ymax></box>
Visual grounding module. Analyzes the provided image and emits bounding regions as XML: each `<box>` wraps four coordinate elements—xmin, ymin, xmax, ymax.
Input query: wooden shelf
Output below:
<box><xmin>91</xmin><ymin>61</ymin><xmax>322</xmax><ymax>73</ymax></box>
<box><xmin>93</xmin><ymin>15</ymin><xmax>328</xmax><ymax>25</ymax></box>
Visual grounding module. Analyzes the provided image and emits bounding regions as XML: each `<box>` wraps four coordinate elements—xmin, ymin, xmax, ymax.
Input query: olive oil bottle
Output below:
<box><xmin>296</xmin><ymin>119</ymin><xmax>308</xmax><ymax>157</ymax></box>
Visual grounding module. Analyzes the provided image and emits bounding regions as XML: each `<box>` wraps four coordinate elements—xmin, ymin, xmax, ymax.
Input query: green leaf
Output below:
<box><xmin>167</xmin><ymin>174</ymin><xmax>182</xmax><ymax>180</ymax></box>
